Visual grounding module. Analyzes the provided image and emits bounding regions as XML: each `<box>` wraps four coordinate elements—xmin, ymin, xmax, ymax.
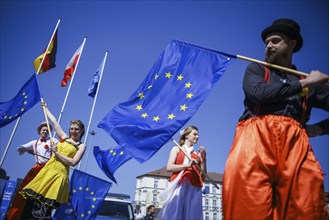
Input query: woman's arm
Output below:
<box><xmin>166</xmin><ymin>146</ymin><xmax>195</xmax><ymax>172</ymax></box>
<box><xmin>42</xmin><ymin>102</ymin><xmax>68</xmax><ymax>139</ymax></box>
<box><xmin>198</xmin><ymin>146</ymin><xmax>207</xmax><ymax>181</ymax></box>
<box><xmin>52</xmin><ymin>143</ymin><xmax>86</xmax><ymax>166</ymax></box>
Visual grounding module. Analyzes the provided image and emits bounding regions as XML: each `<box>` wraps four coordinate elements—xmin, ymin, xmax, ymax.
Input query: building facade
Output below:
<box><xmin>134</xmin><ymin>167</ymin><xmax>223</xmax><ymax>220</ymax></box>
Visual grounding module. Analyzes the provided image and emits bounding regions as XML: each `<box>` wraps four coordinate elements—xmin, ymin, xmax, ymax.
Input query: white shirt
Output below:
<box><xmin>17</xmin><ymin>138</ymin><xmax>58</xmax><ymax>164</ymax></box>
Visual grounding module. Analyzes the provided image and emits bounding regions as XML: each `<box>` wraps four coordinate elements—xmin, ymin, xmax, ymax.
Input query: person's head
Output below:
<box><xmin>69</xmin><ymin>120</ymin><xmax>85</xmax><ymax>141</ymax></box>
<box><xmin>179</xmin><ymin>125</ymin><xmax>199</xmax><ymax>146</ymax></box>
<box><xmin>147</xmin><ymin>205</ymin><xmax>155</xmax><ymax>214</ymax></box>
<box><xmin>37</xmin><ymin>121</ymin><xmax>52</xmax><ymax>138</ymax></box>
<box><xmin>261</xmin><ymin>18</ymin><xmax>303</xmax><ymax>64</ymax></box>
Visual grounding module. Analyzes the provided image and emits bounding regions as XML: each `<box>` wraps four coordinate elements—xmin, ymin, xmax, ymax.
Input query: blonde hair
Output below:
<box><xmin>179</xmin><ymin>126</ymin><xmax>198</xmax><ymax>145</ymax></box>
<box><xmin>70</xmin><ymin>120</ymin><xmax>85</xmax><ymax>140</ymax></box>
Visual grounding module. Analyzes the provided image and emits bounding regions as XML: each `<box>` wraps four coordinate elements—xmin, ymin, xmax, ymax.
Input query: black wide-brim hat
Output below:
<box><xmin>261</xmin><ymin>18</ymin><xmax>303</xmax><ymax>52</ymax></box>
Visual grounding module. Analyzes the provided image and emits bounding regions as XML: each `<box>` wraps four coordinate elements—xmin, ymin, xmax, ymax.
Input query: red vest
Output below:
<box><xmin>169</xmin><ymin>150</ymin><xmax>203</xmax><ymax>188</ymax></box>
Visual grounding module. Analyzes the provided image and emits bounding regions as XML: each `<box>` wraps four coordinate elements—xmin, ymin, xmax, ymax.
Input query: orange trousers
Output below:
<box><xmin>223</xmin><ymin>115</ymin><xmax>328</xmax><ymax>220</ymax></box>
<box><xmin>7</xmin><ymin>163</ymin><xmax>45</xmax><ymax>220</ymax></box>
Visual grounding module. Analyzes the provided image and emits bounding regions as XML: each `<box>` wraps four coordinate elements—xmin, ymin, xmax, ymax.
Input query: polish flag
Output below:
<box><xmin>61</xmin><ymin>42</ymin><xmax>84</xmax><ymax>87</ymax></box>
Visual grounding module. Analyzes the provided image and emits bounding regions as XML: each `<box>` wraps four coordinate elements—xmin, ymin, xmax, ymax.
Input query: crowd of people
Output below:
<box><xmin>3</xmin><ymin>17</ymin><xmax>329</xmax><ymax>219</ymax></box>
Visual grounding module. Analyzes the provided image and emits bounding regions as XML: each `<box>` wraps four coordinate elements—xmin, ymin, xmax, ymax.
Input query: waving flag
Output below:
<box><xmin>93</xmin><ymin>146</ymin><xmax>132</xmax><ymax>184</ymax></box>
<box><xmin>33</xmin><ymin>30</ymin><xmax>58</xmax><ymax>74</ymax></box>
<box><xmin>53</xmin><ymin>169</ymin><xmax>111</xmax><ymax>220</ymax></box>
<box><xmin>61</xmin><ymin>41</ymin><xmax>84</xmax><ymax>87</ymax></box>
<box><xmin>88</xmin><ymin>54</ymin><xmax>106</xmax><ymax>98</ymax></box>
<box><xmin>98</xmin><ymin>39</ymin><xmax>234</xmax><ymax>163</ymax></box>
<box><xmin>0</xmin><ymin>74</ymin><xmax>41</xmax><ymax>128</ymax></box>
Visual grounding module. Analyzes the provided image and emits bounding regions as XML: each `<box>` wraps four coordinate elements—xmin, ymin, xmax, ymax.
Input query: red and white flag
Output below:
<box><xmin>61</xmin><ymin>42</ymin><xmax>84</xmax><ymax>87</ymax></box>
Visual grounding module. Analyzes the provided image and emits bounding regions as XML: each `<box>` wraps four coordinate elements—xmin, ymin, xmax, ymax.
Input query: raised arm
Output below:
<box><xmin>198</xmin><ymin>146</ymin><xmax>207</xmax><ymax>181</ymax></box>
<box><xmin>42</xmin><ymin>102</ymin><xmax>68</xmax><ymax>140</ymax></box>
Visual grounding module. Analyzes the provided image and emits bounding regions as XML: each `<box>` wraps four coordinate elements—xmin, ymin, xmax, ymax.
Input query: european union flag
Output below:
<box><xmin>0</xmin><ymin>74</ymin><xmax>41</xmax><ymax>128</ymax></box>
<box><xmin>88</xmin><ymin>54</ymin><xmax>106</xmax><ymax>98</ymax></box>
<box><xmin>98</xmin><ymin>39</ymin><xmax>234</xmax><ymax>163</ymax></box>
<box><xmin>93</xmin><ymin>145</ymin><xmax>133</xmax><ymax>184</ymax></box>
<box><xmin>53</xmin><ymin>169</ymin><xmax>111</xmax><ymax>220</ymax></box>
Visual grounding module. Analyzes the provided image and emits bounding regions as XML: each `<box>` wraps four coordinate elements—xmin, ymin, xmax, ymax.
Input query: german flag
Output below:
<box><xmin>33</xmin><ymin>30</ymin><xmax>58</xmax><ymax>74</ymax></box>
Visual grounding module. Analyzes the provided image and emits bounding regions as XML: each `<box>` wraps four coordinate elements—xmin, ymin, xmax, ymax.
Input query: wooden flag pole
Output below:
<box><xmin>236</xmin><ymin>54</ymin><xmax>308</xmax><ymax>77</ymax></box>
<box><xmin>171</xmin><ymin>139</ymin><xmax>219</xmax><ymax>189</ymax></box>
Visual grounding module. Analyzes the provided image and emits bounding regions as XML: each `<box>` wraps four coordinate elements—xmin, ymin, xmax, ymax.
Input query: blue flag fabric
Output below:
<box><xmin>98</xmin><ymin>39</ymin><xmax>234</xmax><ymax>163</ymax></box>
<box><xmin>53</xmin><ymin>169</ymin><xmax>112</xmax><ymax>220</ymax></box>
<box><xmin>88</xmin><ymin>55</ymin><xmax>105</xmax><ymax>98</ymax></box>
<box><xmin>93</xmin><ymin>145</ymin><xmax>132</xmax><ymax>184</ymax></box>
<box><xmin>0</xmin><ymin>74</ymin><xmax>41</xmax><ymax>128</ymax></box>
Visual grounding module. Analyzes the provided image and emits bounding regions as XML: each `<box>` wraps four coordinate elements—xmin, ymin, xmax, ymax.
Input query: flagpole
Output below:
<box><xmin>0</xmin><ymin>118</ymin><xmax>21</xmax><ymax>167</ymax></box>
<box><xmin>82</xmin><ymin>130</ymin><xmax>96</xmax><ymax>171</ymax></box>
<box><xmin>53</xmin><ymin>37</ymin><xmax>87</xmax><ymax>138</ymax></box>
<box><xmin>0</xmin><ymin>19</ymin><xmax>60</xmax><ymax>168</ymax></box>
<box><xmin>78</xmin><ymin>51</ymin><xmax>108</xmax><ymax>170</ymax></box>
<box><xmin>171</xmin><ymin>139</ymin><xmax>220</xmax><ymax>189</ymax></box>
<box><xmin>35</xmin><ymin>18</ymin><xmax>61</xmax><ymax>74</ymax></box>
<box><xmin>217</xmin><ymin>51</ymin><xmax>309</xmax><ymax>77</ymax></box>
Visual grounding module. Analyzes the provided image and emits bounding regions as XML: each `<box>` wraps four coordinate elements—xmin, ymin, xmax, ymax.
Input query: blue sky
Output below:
<box><xmin>1</xmin><ymin>1</ymin><xmax>328</xmax><ymax>201</ymax></box>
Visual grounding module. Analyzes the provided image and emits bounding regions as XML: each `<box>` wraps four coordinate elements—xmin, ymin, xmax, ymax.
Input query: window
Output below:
<box><xmin>205</xmin><ymin>198</ymin><xmax>209</xmax><ymax>206</ymax></box>
<box><xmin>212</xmin><ymin>185</ymin><xmax>217</xmax><ymax>193</ymax></box>
<box><xmin>205</xmin><ymin>212</ymin><xmax>209</xmax><ymax>220</ymax></box>
<box><xmin>213</xmin><ymin>199</ymin><xmax>217</xmax><ymax>208</ymax></box>
<box><xmin>213</xmin><ymin>212</ymin><xmax>218</xmax><ymax>220</ymax></box>
<box><xmin>154</xmin><ymin>179</ymin><xmax>159</xmax><ymax>188</ymax></box>
<box><xmin>152</xmin><ymin>193</ymin><xmax>157</xmax><ymax>203</ymax></box>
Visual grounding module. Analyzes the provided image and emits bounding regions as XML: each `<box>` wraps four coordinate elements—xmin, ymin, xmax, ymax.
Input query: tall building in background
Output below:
<box><xmin>134</xmin><ymin>167</ymin><xmax>223</xmax><ymax>220</ymax></box>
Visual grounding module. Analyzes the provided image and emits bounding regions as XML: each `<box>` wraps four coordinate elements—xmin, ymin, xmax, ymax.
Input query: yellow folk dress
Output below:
<box><xmin>20</xmin><ymin>140</ymin><xmax>78</xmax><ymax>208</ymax></box>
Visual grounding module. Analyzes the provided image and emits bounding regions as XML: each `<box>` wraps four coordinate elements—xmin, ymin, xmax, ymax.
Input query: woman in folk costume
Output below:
<box><xmin>8</xmin><ymin>122</ymin><xmax>58</xmax><ymax>220</ymax></box>
<box><xmin>157</xmin><ymin>126</ymin><xmax>207</xmax><ymax>220</ymax></box>
<box><xmin>20</xmin><ymin>102</ymin><xmax>86</xmax><ymax>219</ymax></box>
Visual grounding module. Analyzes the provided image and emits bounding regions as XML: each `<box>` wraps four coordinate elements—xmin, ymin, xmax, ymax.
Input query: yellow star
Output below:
<box><xmin>155</xmin><ymin>74</ymin><xmax>159</xmax><ymax>79</ymax></box>
<box><xmin>110</xmin><ymin>149</ymin><xmax>113</xmax><ymax>153</ymax></box>
<box><xmin>72</xmin><ymin>189</ymin><xmax>76</xmax><ymax>193</ymax></box>
<box><xmin>141</xmin><ymin>113</ymin><xmax>148</xmax><ymax>118</ymax></box>
<box><xmin>79</xmin><ymin>187</ymin><xmax>83</xmax><ymax>191</ymax></box>
<box><xmin>81</xmin><ymin>214</ymin><xmax>85</xmax><ymax>217</ymax></box>
<box><xmin>113</xmin><ymin>152</ymin><xmax>117</xmax><ymax>156</ymax></box>
<box><xmin>120</xmin><ymin>151</ymin><xmax>124</xmax><ymax>155</ymax></box>
<box><xmin>177</xmin><ymin>74</ymin><xmax>184</xmax><ymax>81</ymax></box>
<box><xmin>9</xmin><ymin>116</ymin><xmax>12</xmax><ymax>119</ymax></box>
<box><xmin>168</xmin><ymin>113</ymin><xmax>175</xmax><ymax>119</ymax></box>
<box><xmin>165</xmin><ymin>72</ymin><xmax>172</xmax><ymax>79</ymax></box>
<box><xmin>24</xmin><ymin>95</ymin><xmax>27</xmax><ymax>98</ymax></box>
<box><xmin>148</xmin><ymin>85</ymin><xmax>152</xmax><ymax>89</ymax></box>
<box><xmin>24</xmin><ymin>101</ymin><xmax>27</xmax><ymax>105</ymax></box>
<box><xmin>91</xmin><ymin>191</ymin><xmax>95</xmax><ymax>195</ymax></box>
<box><xmin>186</xmin><ymin>93</ymin><xmax>193</xmax><ymax>99</ymax></box>
<box><xmin>92</xmin><ymin>205</ymin><xmax>95</xmax><ymax>208</ymax></box>
<box><xmin>22</xmin><ymin>92</ymin><xmax>26</xmax><ymax>96</ymax></box>
<box><xmin>21</xmin><ymin>108</ymin><xmax>25</xmax><ymax>112</ymax></box>
<box><xmin>185</xmin><ymin>82</ymin><xmax>192</xmax><ymax>88</ymax></box>
<box><xmin>136</xmin><ymin>105</ymin><xmax>143</xmax><ymax>111</ymax></box>
<box><xmin>180</xmin><ymin>104</ymin><xmax>188</xmax><ymax>111</ymax></box>
<box><xmin>138</xmin><ymin>93</ymin><xmax>144</xmax><ymax>99</ymax></box>
<box><xmin>153</xmin><ymin>116</ymin><xmax>160</xmax><ymax>121</ymax></box>
<box><xmin>88</xmin><ymin>211</ymin><xmax>91</xmax><ymax>214</ymax></box>
<box><xmin>85</xmin><ymin>187</ymin><xmax>89</xmax><ymax>191</ymax></box>
<box><xmin>4</xmin><ymin>116</ymin><xmax>7</xmax><ymax>119</ymax></box>
<box><xmin>93</xmin><ymin>198</ymin><xmax>97</xmax><ymax>201</ymax></box>
<box><xmin>69</xmin><ymin>209</ymin><xmax>73</xmax><ymax>213</ymax></box>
